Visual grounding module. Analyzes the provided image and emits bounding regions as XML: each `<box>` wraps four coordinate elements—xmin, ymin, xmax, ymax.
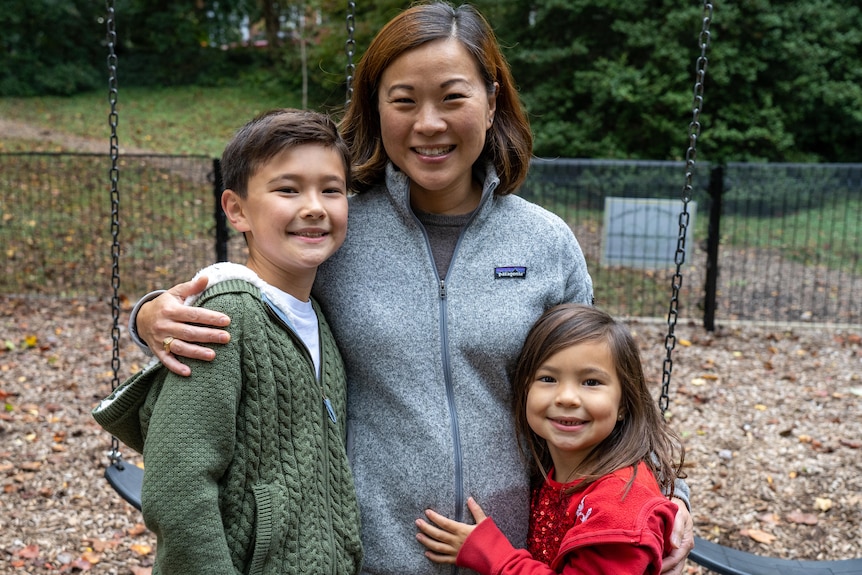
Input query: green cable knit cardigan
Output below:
<box><xmin>93</xmin><ymin>276</ymin><xmax>362</xmax><ymax>575</ymax></box>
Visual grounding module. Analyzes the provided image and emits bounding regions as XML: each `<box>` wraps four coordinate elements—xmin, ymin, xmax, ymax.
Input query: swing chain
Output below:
<box><xmin>344</xmin><ymin>1</ymin><xmax>356</xmax><ymax>107</ymax></box>
<box><xmin>660</xmin><ymin>1</ymin><xmax>712</xmax><ymax>415</ymax></box>
<box><xmin>106</xmin><ymin>0</ymin><xmax>122</xmax><ymax>465</ymax></box>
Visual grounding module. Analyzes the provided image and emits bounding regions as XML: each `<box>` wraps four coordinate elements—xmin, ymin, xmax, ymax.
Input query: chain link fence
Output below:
<box><xmin>2</xmin><ymin>153</ymin><xmax>860</xmax><ymax>327</ymax></box>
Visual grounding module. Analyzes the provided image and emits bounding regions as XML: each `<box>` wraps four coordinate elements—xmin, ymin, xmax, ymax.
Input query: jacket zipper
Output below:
<box><xmin>413</xmin><ymin>205</ymin><xmax>482</xmax><ymax>529</ymax></box>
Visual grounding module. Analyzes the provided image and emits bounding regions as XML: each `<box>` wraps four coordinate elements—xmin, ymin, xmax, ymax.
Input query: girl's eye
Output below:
<box><xmin>536</xmin><ymin>375</ymin><xmax>556</xmax><ymax>384</ymax></box>
<box><xmin>583</xmin><ymin>379</ymin><xmax>602</xmax><ymax>387</ymax></box>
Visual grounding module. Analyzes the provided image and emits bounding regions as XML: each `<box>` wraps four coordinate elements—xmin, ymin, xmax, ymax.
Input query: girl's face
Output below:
<box><xmin>377</xmin><ymin>38</ymin><xmax>497</xmax><ymax>214</ymax></box>
<box><xmin>526</xmin><ymin>339</ymin><xmax>623</xmax><ymax>483</ymax></box>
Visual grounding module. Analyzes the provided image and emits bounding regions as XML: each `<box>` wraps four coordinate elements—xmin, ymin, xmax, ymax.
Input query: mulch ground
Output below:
<box><xmin>1</xmin><ymin>295</ymin><xmax>860</xmax><ymax>574</ymax></box>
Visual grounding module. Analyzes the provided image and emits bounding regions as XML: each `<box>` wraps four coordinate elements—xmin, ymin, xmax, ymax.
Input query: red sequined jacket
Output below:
<box><xmin>456</xmin><ymin>462</ymin><xmax>676</xmax><ymax>574</ymax></box>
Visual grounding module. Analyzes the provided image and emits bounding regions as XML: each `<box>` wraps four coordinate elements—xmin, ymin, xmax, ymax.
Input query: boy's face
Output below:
<box><xmin>223</xmin><ymin>144</ymin><xmax>348</xmax><ymax>293</ymax></box>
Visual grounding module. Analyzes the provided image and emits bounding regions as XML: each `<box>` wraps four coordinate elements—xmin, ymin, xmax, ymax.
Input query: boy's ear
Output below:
<box><xmin>222</xmin><ymin>189</ymin><xmax>251</xmax><ymax>232</ymax></box>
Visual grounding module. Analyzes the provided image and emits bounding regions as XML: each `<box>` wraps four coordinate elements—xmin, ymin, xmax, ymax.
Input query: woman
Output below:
<box><xmin>129</xmin><ymin>3</ymin><xmax>693</xmax><ymax>574</ymax></box>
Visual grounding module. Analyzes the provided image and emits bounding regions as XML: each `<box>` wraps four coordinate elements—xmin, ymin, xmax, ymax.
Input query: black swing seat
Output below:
<box><xmin>105</xmin><ymin>458</ymin><xmax>143</xmax><ymax>511</ymax></box>
<box><xmin>690</xmin><ymin>536</ymin><xmax>862</xmax><ymax>575</ymax></box>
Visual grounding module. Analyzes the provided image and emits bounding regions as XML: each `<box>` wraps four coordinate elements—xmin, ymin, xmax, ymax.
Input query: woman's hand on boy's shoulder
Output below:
<box><xmin>138</xmin><ymin>276</ymin><xmax>231</xmax><ymax>376</ymax></box>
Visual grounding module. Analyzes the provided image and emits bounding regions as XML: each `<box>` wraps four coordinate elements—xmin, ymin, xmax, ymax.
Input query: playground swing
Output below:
<box><xmin>661</xmin><ymin>6</ymin><xmax>862</xmax><ymax>575</ymax></box>
<box><xmin>100</xmin><ymin>2</ymin><xmax>862</xmax><ymax>574</ymax></box>
<box><xmin>98</xmin><ymin>0</ymin><xmax>359</xmax><ymax>511</ymax></box>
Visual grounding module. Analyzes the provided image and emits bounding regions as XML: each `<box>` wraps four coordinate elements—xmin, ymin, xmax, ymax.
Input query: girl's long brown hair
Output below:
<box><xmin>339</xmin><ymin>1</ymin><xmax>532</xmax><ymax>195</ymax></box>
<box><xmin>512</xmin><ymin>304</ymin><xmax>685</xmax><ymax>497</ymax></box>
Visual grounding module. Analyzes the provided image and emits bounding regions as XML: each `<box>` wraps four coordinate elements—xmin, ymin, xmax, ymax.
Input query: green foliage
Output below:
<box><xmin>0</xmin><ymin>0</ymin><xmax>104</xmax><ymax>96</ymax></box>
<box><xmin>487</xmin><ymin>0</ymin><xmax>862</xmax><ymax>163</ymax></box>
<box><xmin>705</xmin><ymin>0</ymin><xmax>862</xmax><ymax>162</ymax></box>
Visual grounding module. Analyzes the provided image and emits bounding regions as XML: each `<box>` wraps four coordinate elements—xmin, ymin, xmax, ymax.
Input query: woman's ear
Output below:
<box><xmin>221</xmin><ymin>189</ymin><xmax>251</xmax><ymax>232</ymax></box>
<box><xmin>486</xmin><ymin>82</ymin><xmax>499</xmax><ymax>129</ymax></box>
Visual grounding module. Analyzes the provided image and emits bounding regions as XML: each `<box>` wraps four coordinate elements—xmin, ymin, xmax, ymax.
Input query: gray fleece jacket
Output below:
<box><xmin>312</xmin><ymin>163</ymin><xmax>594</xmax><ymax>575</ymax></box>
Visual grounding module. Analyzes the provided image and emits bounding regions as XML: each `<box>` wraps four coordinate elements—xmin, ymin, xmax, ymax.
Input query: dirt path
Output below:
<box><xmin>0</xmin><ymin>116</ymin><xmax>156</xmax><ymax>154</ymax></box>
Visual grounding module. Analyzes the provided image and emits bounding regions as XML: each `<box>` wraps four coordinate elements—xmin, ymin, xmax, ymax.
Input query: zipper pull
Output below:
<box><xmin>323</xmin><ymin>397</ymin><xmax>337</xmax><ymax>423</ymax></box>
<box><xmin>439</xmin><ymin>279</ymin><xmax>447</xmax><ymax>299</ymax></box>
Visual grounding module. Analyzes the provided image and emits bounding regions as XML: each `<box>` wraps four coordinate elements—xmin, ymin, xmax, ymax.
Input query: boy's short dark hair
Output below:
<box><xmin>221</xmin><ymin>108</ymin><xmax>350</xmax><ymax>197</ymax></box>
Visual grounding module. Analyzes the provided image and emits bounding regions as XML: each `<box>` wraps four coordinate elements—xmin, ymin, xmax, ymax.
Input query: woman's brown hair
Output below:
<box><xmin>512</xmin><ymin>304</ymin><xmax>685</xmax><ymax>497</ymax></box>
<box><xmin>339</xmin><ymin>1</ymin><xmax>532</xmax><ymax>195</ymax></box>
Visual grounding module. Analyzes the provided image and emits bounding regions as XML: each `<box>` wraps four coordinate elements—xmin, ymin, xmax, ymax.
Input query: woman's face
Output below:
<box><xmin>377</xmin><ymin>38</ymin><xmax>497</xmax><ymax>214</ymax></box>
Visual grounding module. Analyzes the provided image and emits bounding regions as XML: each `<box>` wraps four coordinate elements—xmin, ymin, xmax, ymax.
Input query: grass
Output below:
<box><xmin>718</xmin><ymin>198</ymin><xmax>862</xmax><ymax>275</ymax></box>
<box><xmin>0</xmin><ymin>85</ymin><xmax>299</xmax><ymax>156</ymax></box>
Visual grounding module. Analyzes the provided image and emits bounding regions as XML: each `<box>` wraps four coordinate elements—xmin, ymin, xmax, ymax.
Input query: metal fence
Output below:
<box><xmin>2</xmin><ymin>153</ymin><xmax>860</xmax><ymax>327</ymax></box>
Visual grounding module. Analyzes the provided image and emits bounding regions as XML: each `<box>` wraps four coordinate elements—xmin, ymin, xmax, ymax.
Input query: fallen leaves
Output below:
<box><xmin>814</xmin><ymin>497</ymin><xmax>834</xmax><ymax>512</ymax></box>
<box><xmin>127</xmin><ymin>523</ymin><xmax>149</xmax><ymax>537</ymax></box>
<box><xmin>786</xmin><ymin>510</ymin><xmax>819</xmax><ymax>525</ymax></box>
<box><xmin>742</xmin><ymin>528</ymin><xmax>777</xmax><ymax>544</ymax></box>
<box><xmin>7</xmin><ymin>531</ymin><xmax>155</xmax><ymax>573</ymax></box>
<box><xmin>131</xmin><ymin>542</ymin><xmax>154</xmax><ymax>556</ymax></box>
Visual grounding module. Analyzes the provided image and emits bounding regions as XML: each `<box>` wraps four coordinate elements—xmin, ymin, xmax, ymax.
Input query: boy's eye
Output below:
<box><xmin>323</xmin><ymin>187</ymin><xmax>345</xmax><ymax>195</ymax></box>
<box><xmin>275</xmin><ymin>187</ymin><xmax>297</xmax><ymax>194</ymax></box>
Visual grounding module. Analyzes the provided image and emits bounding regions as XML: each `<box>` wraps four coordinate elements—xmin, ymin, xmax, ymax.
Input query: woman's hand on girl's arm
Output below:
<box><xmin>415</xmin><ymin>497</ymin><xmax>487</xmax><ymax>564</ymax></box>
<box><xmin>136</xmin><ymin>276</ymin><xmax>232</xmax><ymax>377</ymax></box>
<box><xmin>660</xmin><ymin>498</ymin><xmax>694</xmax><ymax>575</ymax></box>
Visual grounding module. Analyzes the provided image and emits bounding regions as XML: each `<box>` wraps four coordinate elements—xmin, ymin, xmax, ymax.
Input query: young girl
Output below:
<box><xmin>416</xmin><ymin>303</ymin><xmax>686</xmax><ymax>574</ymax></box>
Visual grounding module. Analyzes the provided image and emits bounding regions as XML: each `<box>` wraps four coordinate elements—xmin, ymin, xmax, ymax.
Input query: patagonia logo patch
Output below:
<box><xmin>495</xmin><ymin>266</ymin><xmax>527</xmax><ymax>279</ymax></box>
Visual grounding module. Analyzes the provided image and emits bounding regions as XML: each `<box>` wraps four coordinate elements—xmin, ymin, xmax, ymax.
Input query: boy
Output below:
<box><xmin>93</xmin><ymin>109</ymin><xmax>362</xmax><ymax>574</ymax></box>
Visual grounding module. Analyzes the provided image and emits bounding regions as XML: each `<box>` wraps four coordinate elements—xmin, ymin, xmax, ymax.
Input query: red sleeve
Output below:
<box><xmin>457</xmin><ymin>518</ymin><xmax>557</xmax><ymax>575</ymax></box>
<box><xmin>457</xmin><ymin>516</ymin><xmax>667</xmax><ymax>575</ymax></box>
<box><xmin>556</xmin><ymin>542</ymin><xmax>659</xmax><ymax>575</ymax></box>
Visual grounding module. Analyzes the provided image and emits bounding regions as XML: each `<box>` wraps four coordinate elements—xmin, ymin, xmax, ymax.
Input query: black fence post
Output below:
<box><xmin>213</xmin><ymin>158</ymin><xmax>229</xmax><ymax>262</ymax></box>
<box><xmin>703</xmin><ymin>164</ymin><xmax>724</xmax><ymax>331</ymax></box>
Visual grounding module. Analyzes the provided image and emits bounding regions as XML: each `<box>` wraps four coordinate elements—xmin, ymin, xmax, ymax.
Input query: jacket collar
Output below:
<box><xmin>382</xmin><ymin>161</ymin><xmax>501</xmax><ymax>224</ymax></box>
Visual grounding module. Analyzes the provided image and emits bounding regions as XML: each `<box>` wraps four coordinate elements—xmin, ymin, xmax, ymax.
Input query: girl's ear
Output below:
<box><xmin>222</xmin><ymin>189</ymin><xmax>251</xmax><ymax>232</ymax></box>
